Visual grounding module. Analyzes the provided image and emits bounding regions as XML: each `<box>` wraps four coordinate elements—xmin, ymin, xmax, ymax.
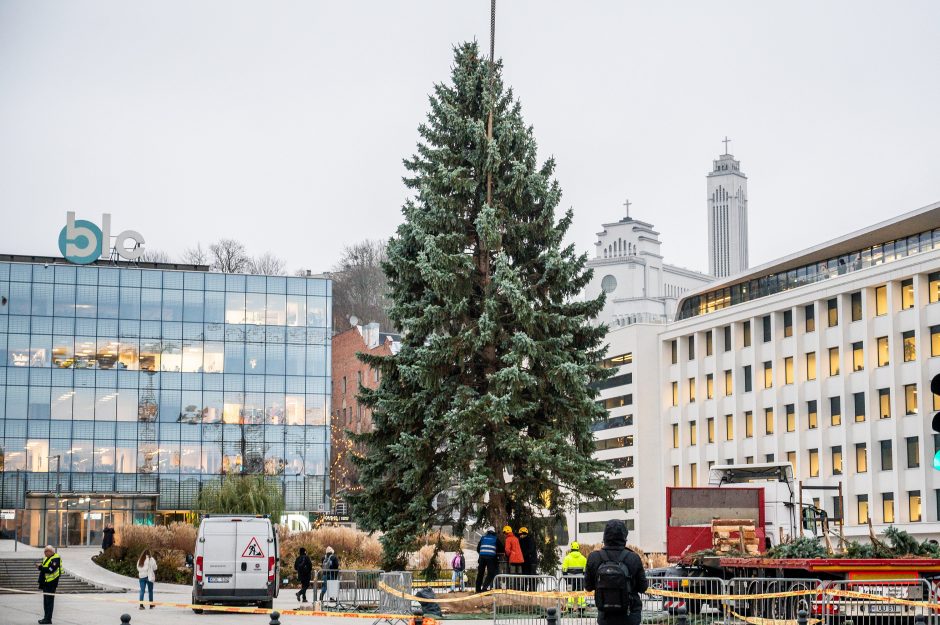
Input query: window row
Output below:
<box><xmin>0</xmin><ymin>420</ymin><xmax>327</xmax><ymax>442</ymax></box>
<box><xmin>0</xmin><ymin>283</ymin><xmax>328</xmax><ymax>327</ymax></box>
<box><xmin>579</xmin><ymin>497</ymin><xmax>635</xmax><ymax>513</ymax></box>
<box><xmin>0</xmin><ymin>439</ymin><xmax>328</xmax><ymax>476</ymax></box>
<box><xmin>2</xmin><ymin>336</ymin><xmax>328</xmax><ymax>375</ymax></box>
<box><xmin>1</xmin><ymin>387</ymin><xmax>329</xmax><ymax>425</ymax></box>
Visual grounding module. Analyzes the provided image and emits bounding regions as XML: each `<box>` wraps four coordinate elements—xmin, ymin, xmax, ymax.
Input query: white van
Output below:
<box><xmin>192</xmin><ymin>515</ymin><xmax>280</xmax><ymax>612</ymax></box>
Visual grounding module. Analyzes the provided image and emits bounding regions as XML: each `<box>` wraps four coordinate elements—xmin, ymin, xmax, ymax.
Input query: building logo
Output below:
<box><xmin>58</xmin><ymin>212</ymin><xmax>145</xmax><ymax>264</ymax></box>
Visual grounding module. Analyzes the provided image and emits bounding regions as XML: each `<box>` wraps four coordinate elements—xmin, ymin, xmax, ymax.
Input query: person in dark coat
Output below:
<box><xmin>518</xmin><ymin>527</ymin><xmax>538</xmax><ymax>590</ymax></box>
<box><xmin>36</xmin><ymin>545</ymin><xmax>61</xmax><ymax>624</ymax></box>
<box><xmin>294</xmin><ymin>547</ymin><xmax>313</xmax><ymax>603</ymax></box>
<box><xmin>101</xmin><ymin>524</ymin><xmax>115</xmax><ymax>551</ymax></box>
<box><xmin>585</xmin><ymin>520</ymin><xmax>648</xmax><ymax>625</ymax></box>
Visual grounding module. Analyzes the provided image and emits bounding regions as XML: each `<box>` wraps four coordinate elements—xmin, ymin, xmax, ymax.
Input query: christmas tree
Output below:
<box><xmin>348</xmin><ymin>42</ymin><xmax>613</xmax><ymax>568</ymax></box>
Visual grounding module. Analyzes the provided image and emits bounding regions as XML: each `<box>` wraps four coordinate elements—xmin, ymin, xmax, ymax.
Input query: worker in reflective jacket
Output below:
<box><xmin>36</xmin><ymin>545</ymin><xmax>61</xmax><ymax>624</ymax></box>
<box><xmin>562</xmin><ymin>542</ymin><xmax>588</xmax><ymax>610</ymax></box>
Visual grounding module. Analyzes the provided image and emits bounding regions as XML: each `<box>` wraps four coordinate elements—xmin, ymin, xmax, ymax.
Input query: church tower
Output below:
<box><xmin>707</xmin><ymin>138</ymin><xmax>749</xmax><ymax>277</ymax></box>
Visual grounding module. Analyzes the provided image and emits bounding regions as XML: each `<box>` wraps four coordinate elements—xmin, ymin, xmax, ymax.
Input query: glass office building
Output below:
<box><xmin>0</xmin><ymin>257</ymin><xmax>331</xmax><ymax>546</ymax></box>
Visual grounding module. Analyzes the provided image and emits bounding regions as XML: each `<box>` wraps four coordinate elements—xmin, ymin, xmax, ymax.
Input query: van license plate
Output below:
<box><xmin>207</xmin><ymin>576</ymin><xmax>230</xmax><ymax>583</ymax></box>
<box><xmin>868</xmin><ymin>604</ymin><xmax>900</xmax><ymax>613</ymax></box>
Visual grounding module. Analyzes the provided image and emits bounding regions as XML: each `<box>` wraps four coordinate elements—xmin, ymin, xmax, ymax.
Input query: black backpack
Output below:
<box><xmin>594</xmin><ymin>549</ymin><xmax>634</xmax><ymax>614</ymax></box>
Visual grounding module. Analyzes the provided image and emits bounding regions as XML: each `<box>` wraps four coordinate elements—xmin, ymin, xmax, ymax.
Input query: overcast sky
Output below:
<box><xmin>1</xmin><ymin>1</ymin><xmax>938</xmax><ymax>276</ymax></box>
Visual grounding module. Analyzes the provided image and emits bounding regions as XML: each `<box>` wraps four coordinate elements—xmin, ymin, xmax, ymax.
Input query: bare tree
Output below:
<box><xmin>248</xmin><ymin>252</ymin><xmax>287</xmax><ymax>276</ymax></box>
<box><xmin>331</xmin><ymin>239</ymin><xmax>392</xmax><ymax>332</ymax></box>
<box><xmin>137</xmin><ymin>249</ymin><xmax>173</xmax><ymax>264</ymax></box>
<box><xmin>209</xmin><ymin>238</ymin><xmax>250</xmax><ymax>274</ymax></box>
<box><xmin>181</xmin><ymin>243</ymin><xmax>209</xmax><ymax>266</ymax></box>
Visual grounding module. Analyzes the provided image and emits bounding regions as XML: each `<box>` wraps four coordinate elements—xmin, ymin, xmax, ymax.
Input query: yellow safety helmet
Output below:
<box><xmin>571</xmin><ymin>541</ymin><xmax>580</xmax><ymax>551</ymax></box>
<box><xmin>519</xmin><ymin>527</ymin><xmax>529</xmax><ymax>535</ymax></box>
<box><xmin>502</xmin><ymin>525</ymin><xmax>513</xmax><ymax>533</ymax></box>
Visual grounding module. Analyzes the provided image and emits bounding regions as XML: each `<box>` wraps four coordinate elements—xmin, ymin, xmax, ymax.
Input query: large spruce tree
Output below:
<box><xmin>349</xmin><ymin>42</ymin><xmax>613</xmax><ymax>568</ymax></box>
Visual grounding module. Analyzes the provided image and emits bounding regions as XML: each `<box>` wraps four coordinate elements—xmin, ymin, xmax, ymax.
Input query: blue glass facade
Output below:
<box><xmin>0</xmin><ymin>260</ymin><xmax>331</xmax><ymax>545</ymax></box>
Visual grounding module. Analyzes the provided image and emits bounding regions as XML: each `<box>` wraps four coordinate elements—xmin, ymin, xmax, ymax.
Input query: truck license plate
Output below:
<box><xmin>207</xmin><ymin>576</ymin><xmax>229</xmax><ymax>583</ymax></box>
<box><xmin>868</xmin><ymin>604</ymin><xmax>900</xmax><ymax>613</ymax></box>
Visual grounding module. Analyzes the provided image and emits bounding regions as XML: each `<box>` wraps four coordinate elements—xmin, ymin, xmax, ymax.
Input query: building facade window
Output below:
<box><xmin>901</xmin><ymin>279</ymin><xmax>914</xmax><ymax>310</ymax></box>
<box><xmin>688</xmin><ymin>335</ymin><xmax>695</xmax><ymax>360</ymax></box>
<box><xmin>763</xmin><ymin>361</ymin><xmax>773</xmax><ymax>389</ymax></box>
<box><xmin>877</xmin><ymin>336</ymin><xmax>889</xmax><ymax>366</ymax></box>
<box><xmin>670</xmin><ymin>340</ymin><xmax>678</xmax><ymax>364</ymax></box>
<box><xmin>878</xmin><ymin>388</ymin><xmax>891</xmax><ymax>419</ymax></box>
<box><xmin>706</xmin><ymin>330</ymin><xmax>713</xmax><ymax>356</ymax></box>
<box><xmin>745</xmin><ymin>411</ymin><xmax>753</xmax><ymax>438</ymax></box>
<box><xmin>831</xmin><ymin>445</ymin><xmax>843</xmax><ymax>475</ymax></box>
<box><xmin>808</xmin><ymin>400</ymin><xmax>818</xmax><ymax>429</ymax></box>
<box><xmin>858</xmin><ymin>494</ymin><xmax>869</xmax><ymax>524</ymax></box>
<box><xmin>673</xmin><ymin>465</ymin><xmax>679</xmax><ymax>487</ymax></box>
<box><xmin>882</xmin><ymin>492</ymin><xmax>895</xmax><ymax>524</ymax></box>
<box><xmin>743</xmin><ymin>320</ymin><xmax>752</xmax><ymax>347</ymax></box>
<box><xmin>851</xmin><ymin>291</ymin><xmax>863</xmax><ymax>321</ymax></box>
<box><xmin>930</xmin><ymin>272</ymin><xmax>940</xmax><ymax>303</ymax></box>
<box><xmin>706</xmin><ymin>373</ymin><xmax>714</xmax><ymax>399</ymax></box>
<box><xmin>786</xmin><ymin>451</ymin><xmax>796</xmax><ymax>468</ymax></box>
<box><xmin>856</xmin><ymin>443</ymin><xmax>868</xmax><ymax>473</ymax></box>
<box><xmin>827</xmin><ymin>298</ymin><xmax>838</xmax><ymax>327</ymax></box>
<box><xmin>690</xmin><ymin>463</ymin><xmax>698</xmax><ymax>487</ymax></box>
<box><xmin>830</xmin><ymin>396</ymin><xmax>842</xmax><ymax>426</ymax></box>
<box><xmin>762</xmin><ymin>315</ymin><xmax>772</xmax><ymax>342</ymax></box>
<box><xmin>786</xmin><ymin>404</ymin><xmax>795</xmax><ymax>432</ymax></box>
<box><xmin>852</xmin><ymin>342</ymin><xmax>864</xmax><ymax>371</ymax></box>
<box><xmin>829</xmin><ymin>347</ymin><xmax>840</xmax><ymax>376</ymax></box>
<box><xmin>806</xmin><ymin>352</ymin><xmax>817</xmax><ymax>380</ymax></box>
<box><xmin>707</xmin><ymin>417</ymin><xmax>715</xmax><ymax>443</ymax></box>
<box><xmin>784</xmin><ymin>310</ymin><xmax>793</xmax><ymax>337</ymax></box>
<box><xmin>909</xmin><ymin>491</ymin><xmax>922</xmax><ymax>522</ymax></box>
<box><xmin>688</xmin><ymin>378</ymin><xmax>696</xmax><ymax>402</ymax></box>
<box><xmin>804</xmin><ymin>304</ymin><xmax>815</xmax><ymax>333</ymax></box>
<box><xmin>723</xmin><ymin>326</ymin><xmax>732</xmax><ymax>352</ymax></box>
<box><xmin>854</xmin><ymin>392</ymin><xmax>866</xmax><ymax>422</ymax></box>
<box><xmin>764</xmin><ymin>408</ymin><xmax>774</xmax><ymax>435</ymax></box>
<box><xmin>905</xmin><ymin>384</ymin><xmax>918</xmax><ymax>415</ymax></box>
<box><xmin>689</xmin><ymin>421</ymin><xmax>697</xmax><ymax>446</ymax></box>
<box><xmin>931</xmin><ymin>325</ymin><xmax>940</xmax><ymax>357</ymax></box>
<box><xmin>784</xmin><ymin>357</ymin><xmax>794</xmax><ymax>384</ymax></box>
<box><xmin>906</xmin><ymin>436</ymin><xmax>920</xmax><ymax>468</ymax></box>
<box><xmin>724</xmin><ymin>370</ymin><xmax>732</xmax><ymax>396</ymax></box>
<box><xmin>809</xmin><ymin>449</ymin><xmax>819</xmax><ymax>477</ymax></box>
<box><xmin>725</xmin><ymin>414</ymin><xmax>734</xmax><ymax>440</ymax></box>
<box><xmin>874</xmin><ymin>285</ymin><xmax>888</xmax><ymax>316</ymax></box>
<box><xmin>671</xmin><ymin>381</ymin><xmax>678</xmax><ymax>407</ymax></box>
<box><xmin>880</xmin><ymin>440</ymin><xmax>893</xmax><ymax>471</ymax></box>
<box><xmin>671</xmin><ymin>424</ymin><xmax>679</xmax><ymax>448</ymax></box>
<box><xmin>743</xmin><ymin>365</ymin><xmax>752</xmax><ymax>392</ymax></box>
<box><xmin>903</xmin><ymin>330</ymin><xmax>916</xmax><ymax>362</ymax></box>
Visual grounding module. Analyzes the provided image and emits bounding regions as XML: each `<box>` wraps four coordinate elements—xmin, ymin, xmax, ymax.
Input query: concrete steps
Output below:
<box><xmin>0</xmin><ymin>558</ymin><xmax>109</xmax><ymax>594</ymax></box>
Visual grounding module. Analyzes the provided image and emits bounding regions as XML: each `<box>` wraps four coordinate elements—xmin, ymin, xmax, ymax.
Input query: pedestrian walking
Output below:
<box><xmin>474</xmin><ymin>527</ymin><xmax>499</xmax><ymax>593</ymax></box>
<box><xmin>101</xmin><ymin>524</ymin><xmax>115</xmax><ymax>551</ymax></box>
<box><xmin>36</xmin><ymin>545</ymin><xmax>61</xmax><ymax>624</ymax></box>
<box><xmin>136</xmin><ymin>549</ymin><xmax>158</xmax><ymax>610</ymax></box>
<box><xmin>585</xmin><ymin>520</ymin><xmax>648</xmax><ymax>625</ymax></box>
<box><xmin>450</xmin><ymin>550</ymin><xmax>466</xmax><ymax>592</ymax></box>
<box><xmin>294</xmin><ymin>547</ymin><xmax>313</xmax><ymax>603</ymax></box>
<box><xmin>562</xmin><ymin>541</ymin><xmax>588</xmax><ymax>611</ymax></box>
<box><xmin>502</xmin><ymin>526</ymin><xmax>524</xmax><ymax>575</ymax></box>
<box><xmin>318</xmin><ymin>546</ymin><xmax>340</xmax><ymax>602</ymax></box>
<box><xmin>518</xmin><ymin>526</ymin><xmax>538</xmax><ymax>589</ymax></box>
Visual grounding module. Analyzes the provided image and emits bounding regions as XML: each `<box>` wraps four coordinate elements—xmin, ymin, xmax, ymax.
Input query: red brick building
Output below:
<box><xmin>330</xmin><ymin>323</ymin><xmax>399</xmax><ymax>512</ymax></box>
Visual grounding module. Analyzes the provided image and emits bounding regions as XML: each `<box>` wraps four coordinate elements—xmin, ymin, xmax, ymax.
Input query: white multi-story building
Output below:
<box><xmin>707</xmin><ymin>148</ymin><xmax>749</xmax><ymax>278</ymax></box>
<box><xmin>664</xmin><ymin>201</ymin><xmax>940</xmax><ymax>546</ymax></box>
<box><xmin>585</xmin><ymin>210</ymin><xmax>712</xmax><ymax>328</ymax></box>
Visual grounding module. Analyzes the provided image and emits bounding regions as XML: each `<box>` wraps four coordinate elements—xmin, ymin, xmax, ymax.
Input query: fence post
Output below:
<box><xmin>546</xmin><ymin>607</ymin><xmax>558</xmax><ymax>625</ymax></box>
<box><xmin>797</xmin><ymin>609</ymin><xmax>808</xmax><ymax>625</ymax></box>
<box><xmin>119</xmin><ymin>614</ymin><xmax>131</xmax><ymax>625</ymax></box>
<box><xmin>269</xmin><ymin>610</ymin><xmax>281</xmax><ymax>625</ymax></box>
<box><xmin>677</xmin><ymin>606</ymin><xmax>688</xmax><ymax>625</ymax></box>
<box><xmin>413</xmin><ymin>607</ymin><xmax>424</xmax><ymax>625</ymax></box>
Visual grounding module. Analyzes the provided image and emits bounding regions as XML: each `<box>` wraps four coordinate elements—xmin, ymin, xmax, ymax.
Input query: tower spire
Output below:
<box><xmin>722</xmin><ymin>136</ymin><xmax>732</xmax><ymax>154</ymax></box>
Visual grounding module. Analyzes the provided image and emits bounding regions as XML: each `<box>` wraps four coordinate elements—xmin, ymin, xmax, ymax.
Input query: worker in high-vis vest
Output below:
<box><xmin>562</xmin><ymin>542</ymin><xmax>588</xmax><ymax>610</ymax></box>
<box><xmin>36</xmin><ymin>545</ymin><xmax>61</xmax><ymax>624</ymax></box>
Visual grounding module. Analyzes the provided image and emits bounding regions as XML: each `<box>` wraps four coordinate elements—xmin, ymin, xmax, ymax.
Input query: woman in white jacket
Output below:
<box><xmin>136</xmin><ymin>550</ymin><xmax>158</xmax><ymax>610</ymax></box>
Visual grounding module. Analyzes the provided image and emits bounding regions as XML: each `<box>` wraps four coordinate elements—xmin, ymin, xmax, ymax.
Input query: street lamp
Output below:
<box><xmin>47</xmin><ymin>455</ymin><xmax>61</xmax><ymax>547</ymax></box>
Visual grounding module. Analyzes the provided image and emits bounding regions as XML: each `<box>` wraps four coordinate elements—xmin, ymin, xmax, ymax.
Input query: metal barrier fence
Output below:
<box><xmin>819</xmin><ymin>578</ymin><xmax>938</xmax><ymax>625</ymax></box>
<box><xmin>315</xmin><ymin>569</ymin><xmax>384</xmax><ymax>611</ymax></box>
<box><xmin>378</xmin><ymin>571</ymin><xmax>414</xmax><ymax>617</ymax></box>
<box><xmin>486</xmin><ymin>574</ymin><xmax>940</xmax><ymax>625</ymax></box>
<box><xmin>493</xmin><ymin>574</ymin><xmax>560</xmax><ymax>625</ymax></box>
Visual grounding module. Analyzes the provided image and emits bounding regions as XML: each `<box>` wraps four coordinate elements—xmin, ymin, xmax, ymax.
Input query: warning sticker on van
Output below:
<box><xmin>241</xmin><ymin>537</ymin><xmax>265</xmax><ymax>558</ymax></box>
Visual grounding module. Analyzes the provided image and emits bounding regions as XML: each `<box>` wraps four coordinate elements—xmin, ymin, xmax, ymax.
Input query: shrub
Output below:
<box><xmin>93</xmin><ymin>522</ymin><xmax>197</xmax><ymax>585</ymax></box>
<box><xmin>278</xmin><ymin>527</ymin><xmax>383</xmax><ymax>586</ymax></box>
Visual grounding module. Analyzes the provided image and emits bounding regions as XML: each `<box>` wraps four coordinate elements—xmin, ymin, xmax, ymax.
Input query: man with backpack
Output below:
<box><xmin>450</xmin><ymin>550</ymin><xmax>466</xmax><ymax>592</ymax></box>
<box><xmin>294</xmin><ymin>547</ymin><xmax>313</xmax><ymax>603</ymax></box>
<box><xmin>585</xmin><ymin>519</ymin><xmax>648</xmax><ymax>625</ymax></box>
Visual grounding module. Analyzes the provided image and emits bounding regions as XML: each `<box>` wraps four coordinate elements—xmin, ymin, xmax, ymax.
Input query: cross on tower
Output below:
<box><xmin>722</xmin><ymin>136</ymin><xmax>732</xmax><ymax>154</ymax></box>
<box><xmin>623</xmin><ymin>199</ymin><xmax>632</xmax><ymax>219</ymax></box>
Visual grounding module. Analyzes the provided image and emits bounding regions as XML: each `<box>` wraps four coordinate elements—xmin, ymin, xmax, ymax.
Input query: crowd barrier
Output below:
<box><xmin>314</xmin><ymin>569</ymin><xmax>384</xmax><ymax>612</ymax></box>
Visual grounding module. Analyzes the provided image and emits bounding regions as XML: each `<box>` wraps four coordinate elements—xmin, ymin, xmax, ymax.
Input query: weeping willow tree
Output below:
<box><xmin>196</xmin><ymin>476</ymin><xmax>285</xmax><ymax>522</ymax></box>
